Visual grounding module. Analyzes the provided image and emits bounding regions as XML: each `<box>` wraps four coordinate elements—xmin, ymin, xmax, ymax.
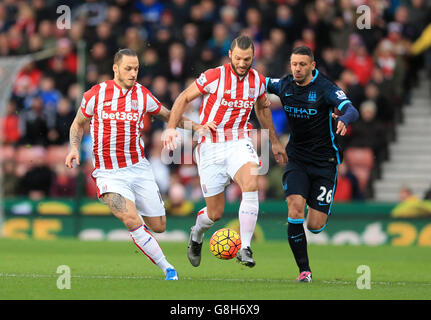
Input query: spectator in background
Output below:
<box><xmin>318</xmin><ymin>46</ymin><xmax>344</xmax><ymax>82</ymax></box>
<box><xmin>244</xmin><ymin>7</ymin><xmax>264</xmax><ymax>46</ymax></box>
<box><xmin>0</xmin><ymin>32</ymin><xmax>10</xmax><ymax>56</ymax></box>
<box><xmin>7</xmin><ymin>24</ymin><xmax>26</xmax><ymax>55</ymax></box>
<box><xmin>188</xmin><ymin>2</ymin><xmax>211</xmax><ymax>42</ymax></box>
<box><xmin>151</xmin><ymin>26</ymin><xmax>173</xmax><ymax>64</ymax></box>
<box><xmin>120</xmin><ymin>26</ymin><xmax>147</xmax><ymax>57</ymax></box>
<box><xmin>260</xmin><ymin>39</ymin><xmax>285</xmax><ymax>78</ymax></box>
<box><xmin>167</xmin><ymin>0</ymin><xmax>191</xmax><ymax>30</ymax></box>
<box><xmin>94</xmin><ymin>21</ymin><xmax>117</xmax><ymax>57</ymax></box>
<box><xmin>37</xmin><ymin>19</ymin><xmax>57</xmax><ymax>50</ymax></box>
<box><xmin>192</xmin><ymin>46</ymin><xmax>218</xmax><ymax>77</ymax></box>
<box><xmin>207</xmin><ymin>23</ymin><xmax>231</xmax><ymax>59</ymax></box>
<box><xmin>274</xmin><ymin>4</ymin><xmax>296</xmax><ymax>42</ymax></box>
<box><xmin>50</xmin><ymin>163</ymin><xmax>77</xmax><ymax>197</ymax></box>
<box><xmin>181</xmin><ymin>22</ymin><xmax>201</xmax><ymax>71</ymax></box>
<box><xmin>38</xmin><ymin>76</ymin><xmax>61</xmax><ymax>112</ymax></box>
<box><xmin>165</xmin><ymin>181</ymin><xmax>194</xmax><ymax>216</ymax></box>
<box><xmin>13</xmin><ymin>62</ymin><xmax>42</xmax><ymax>109</ymax></box>
<box><xmin>269</xmin><ymin>28</ymin><xmax>290</xmax><ymax>61</ymax></box>
<box><xmin>391</xmin><ymin>185</ymin><xmax>431</xmax><ymax>218</ymax></box>
<box><xmin>369</xmin><ymin>66</ymin><xmax>399</xmax><ymax>114</ymax></box>
<box><xmin>105</xmin><ymin>5</ymin><xmax>124</xmax><ymax>39</ymax></box>
<box><xmin>47</xmin><ymin>97</ymin><xmax>75</xmax><ymax>145</ymax></box>
<box><xmin>18</xmin><ymin>146</ymin><xmax>53</xmax><ymax>199</ymax></box>
<box><xmin>139</xmin><ymin>47</ymin><xmax>161</xmax><ymax>85</ymax></box>
<box><xmin>329</xmin><ymin>14</ymin><xmax>354</xmax><ymax>52</ymax></box>
<box><xmin>166</xmin><ymin>41</ymin><xmax>188</xmax><ymax>82</ymax></box>
<box><xmin>2</xmin><ymin>100</ymin><xmax>21</xmax><ymax>145</ymax></box>
<box><xmin>2</xmin><ymin>159</ymin><xmax>19</xmax><ymax>197</ymax></box>
<box><xmin>133</xmin><ymin>0</ymin><xmax>164</xmax><ymax>40</ymax></box>
<box><xmin>15</xmin><ymin>3</ymin><xmax>36</xmax><ymax>37</ymax></box>
<box><xmin>346</xmin><ymin>100</ymin><xmax>387</xmax><ymax>164</ymax></box>
<box><xmin>344</xmin><ymin>35</ymin><xmax>374</xmax><ymax>86</ymax></box>
<box><xmin>363</xmin><ymin>81</ymin><xmax>393</xmax><ymax>126</ymax></box>
<box><xmin>88</xmin><ymin>42</ymin><xmax>112</xmax><ymax>76</ymax></box>
<box><xmin>49</xmin><ymin>38</ymin><xmax>77</xmax><ymax>75</ymax></box>
<box><xmin>45</xmin><ymin>56</ymin><xmax>76</xmax><ymax>96</ymax></box>
<box><xmin>337</xmin><ymin>68</ymin><xmax>364</xmax><ymax>109</ymax></box>
<box><xmin>73</xmin><ymin>0</ymin><xmax>107</xmax><ymax>28</ymax></box>
<box><xmin>19</xmin><ymin>96</ymin><xmax>51</xmax><ymax>146</ymax></box>
<box><xmin>333</xmin><ymin>161</ymin><xmax>363</xmax><ymax>202</ymax></box>
<box><xmin>219</xmin><ymin>5</ymin><xmax>241</xmax><ymax>41</ymax></box>
<box><xmin>0</xmin><ymin>3</ymin><xmax>12</xmax><ymax>33</ymax></box>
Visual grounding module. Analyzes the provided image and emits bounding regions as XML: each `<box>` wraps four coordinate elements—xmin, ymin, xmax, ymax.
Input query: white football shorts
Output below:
<box><xmin>91</xmin><ymin>158</ymin><xmax>165</xmax><ymax>217</ymax></box>
<box><xmin>194</xmin><ymin>139</ymin><xmax>260</xmax><ymax>198</ymax></box>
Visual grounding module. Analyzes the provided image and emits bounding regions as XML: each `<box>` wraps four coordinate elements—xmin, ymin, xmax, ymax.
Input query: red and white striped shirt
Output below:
<box><xmin>195</xmin><ymin>63</ymin><xmax>266</xmax><ymax>143</ymax></box>
<box><xmin>80</xmin><ymin>80</ymin><xmax>161</xmax><ymax>170</ymax></box>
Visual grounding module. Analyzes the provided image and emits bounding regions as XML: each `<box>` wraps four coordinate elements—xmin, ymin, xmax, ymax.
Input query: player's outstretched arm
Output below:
<box><xmin>154</xmin><ymin>105</ymin><xmax>216</xmax><ymax>133</ymax></box>
<box><xmin>255</xmin><ymin>94</ymin><xmax>288</xmax><ymax>165</ymax></box>
<box><xmin>65</xmin><ymin>108</ymin><xmax>91</xmax><ymax>168</ymax></box>
<box><xmin>162</xmin><ymin>82</ymin><xmax>203</xmax><ymax>150</ymax></box>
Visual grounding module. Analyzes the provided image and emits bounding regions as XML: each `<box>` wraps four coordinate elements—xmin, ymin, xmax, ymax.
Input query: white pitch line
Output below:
<box><xmin>1</xmin><ymin>273</ymin><xmax>431</xmax><ymax>286</ymax></box>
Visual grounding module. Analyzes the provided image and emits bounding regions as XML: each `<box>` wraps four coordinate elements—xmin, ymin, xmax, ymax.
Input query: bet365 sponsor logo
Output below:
<box><xmin>220</xmin><ymin>98</ymin><xmax>254</xmax><ymax>109</ymax></box>
<box><xmin>101</xmin><ymin>110</ymin><xmax>139</xmax><ymax>121</ymax></box>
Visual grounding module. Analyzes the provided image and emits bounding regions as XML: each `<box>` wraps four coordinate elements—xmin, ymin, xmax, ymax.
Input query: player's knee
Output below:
<box><xmin>240</xmin><ymin>181</ymin><xmax>258</xmax><ymax>193</ymax></box>
<box><xmin>122</xmin><ymin>215</ymin><xmax>142</xmax><ymax>230</ymax></box>
<box><xmin>288</xmin><ymin>208</ymin><xmax>304</xmax><ymax>220</ymax></box>
<box><xmin>307</xmin><ymin>222</ymin><xmax>327</xmax><ymax>234</ymax></box>
<box><xmin>207</xmin><ymin>208</ymin><xmax>223</xmax><ymax>222</ymax></box>
<box><xmin>150</xmin><ymin>224</ymin><xmax>166</xmax><ymax>233</ymax></box>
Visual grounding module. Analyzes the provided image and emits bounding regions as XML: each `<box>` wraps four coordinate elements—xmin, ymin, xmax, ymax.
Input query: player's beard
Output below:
<box><xmin>231</xmin><ymin>63</ymin><xmax>251</xmax><ymax>77</ymax></box>
<box><xmin>116</xmin><ymin>70</ymin><xmax>136</xmax><ymax>89</ymax></box>
<box><xmin>294</xmin><ymin>69</ymin><xmax>312</xmax><ymax>85</ymax></box>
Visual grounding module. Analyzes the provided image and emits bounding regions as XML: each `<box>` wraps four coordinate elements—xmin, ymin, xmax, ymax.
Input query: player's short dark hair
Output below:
<box><xmin>291</xmin><ymin>46</ymin><xmax>314</xmax><ymax>61</ymax></box>
<box><xmin>230</xmin><ymin>35</ymin><xmax>254</xmax><ymax>53</ymax></box>
<box><xmin>114</xmin><ymin>48</ymin><xmax>138</xmax><ymax>65</ymax></box>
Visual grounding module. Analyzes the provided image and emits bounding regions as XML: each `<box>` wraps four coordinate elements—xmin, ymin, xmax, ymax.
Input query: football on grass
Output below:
<box><xmin>209</xmin><ymin>228</ymin><xmax>241</xmax><ymax>259</ymax></box>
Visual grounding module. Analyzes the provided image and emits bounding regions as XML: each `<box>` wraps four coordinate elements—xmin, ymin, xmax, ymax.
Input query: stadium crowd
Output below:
<box><xmin>1</xmin><ymin>0</ymin><xmax>430</xmax><ymax>213</ymax></box>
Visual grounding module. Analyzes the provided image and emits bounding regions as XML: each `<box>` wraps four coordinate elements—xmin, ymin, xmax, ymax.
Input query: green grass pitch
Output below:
<box><xmin>0</xmin><ymin>238</ymin><xmax>430</xmax><ymax>300</ymax></box>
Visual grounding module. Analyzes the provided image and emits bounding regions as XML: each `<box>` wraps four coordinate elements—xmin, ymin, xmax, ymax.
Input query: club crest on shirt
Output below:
<box><xmin>131</xmin><ymin>100</ymin><xmax>139</xmax><ymax>110</ymax></box>
<box><xmin>248</xmin><ymin>88</ymin><xmax>255</xmax><ymax>99</ymax></box>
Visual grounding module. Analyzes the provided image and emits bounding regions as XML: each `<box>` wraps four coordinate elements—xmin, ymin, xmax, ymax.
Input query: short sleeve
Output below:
<box><xmin>80</xmin><ymin>86</ymin><xmax>98</xmax><ymax>118</ymax></box>
<box><xmin>195</xmin><ymin>68</ymin><xmax>220</xmax><ymax>95</ymax></box>
<box><xmin>257</xmin><ymin>73</ymin><xmax>266</xmax><ymax>99</ymax></box>
<box><xmin>265</xmin><ymin>77</ymin><xmax>282</xmax><ymax>96</ymax></box>
<box><xmin>325</xmin><ymin>85</ymin><xmax>352</xmax><ymax>112</ymax></box>
<box><xmin>146</xmin><ymin>91</ymin><xmax>162</xmax><ymax>115</ymax></box>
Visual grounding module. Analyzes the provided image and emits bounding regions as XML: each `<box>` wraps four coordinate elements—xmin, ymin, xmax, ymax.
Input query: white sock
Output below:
<box><xmin>129</xmin><ymin>224</ymin><xmax>173</xmax><ymax>274</ymax></box>
<box><xmin>191</xmin><ymin>207</ymin><xmax>214</xmax><ymax>243</ymax></box>
<box><xmin>239</xmin><ymin>191</ymin><xmax>259</xmax><ymax>249</ymax></box>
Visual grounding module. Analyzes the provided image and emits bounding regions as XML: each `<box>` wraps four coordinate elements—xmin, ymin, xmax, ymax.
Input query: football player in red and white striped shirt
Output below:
<box><xmin>65</xmin><ymin>49</ymin><xmax>206</xmax><ymax>280</ymax></box>
<box><xmin>163</xmin><ymin>36</ymin><xmax>287</xmax><ymax>268</ymax></box>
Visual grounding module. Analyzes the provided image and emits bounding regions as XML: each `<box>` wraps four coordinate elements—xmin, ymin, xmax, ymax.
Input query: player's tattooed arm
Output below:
<box><xmin>65</xmin><ymin>109</ymin><xmax>91</xmax><ymax>168</ymax></box>
<box><xmin>103</xmin><ymin>193</ymin><xmax>128</xmax><ymax>213</ymax></box>
<box><xmin>69</xmin><ymin>109</ymin><xmax>91</xmax><ymax>149</ymax></box>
